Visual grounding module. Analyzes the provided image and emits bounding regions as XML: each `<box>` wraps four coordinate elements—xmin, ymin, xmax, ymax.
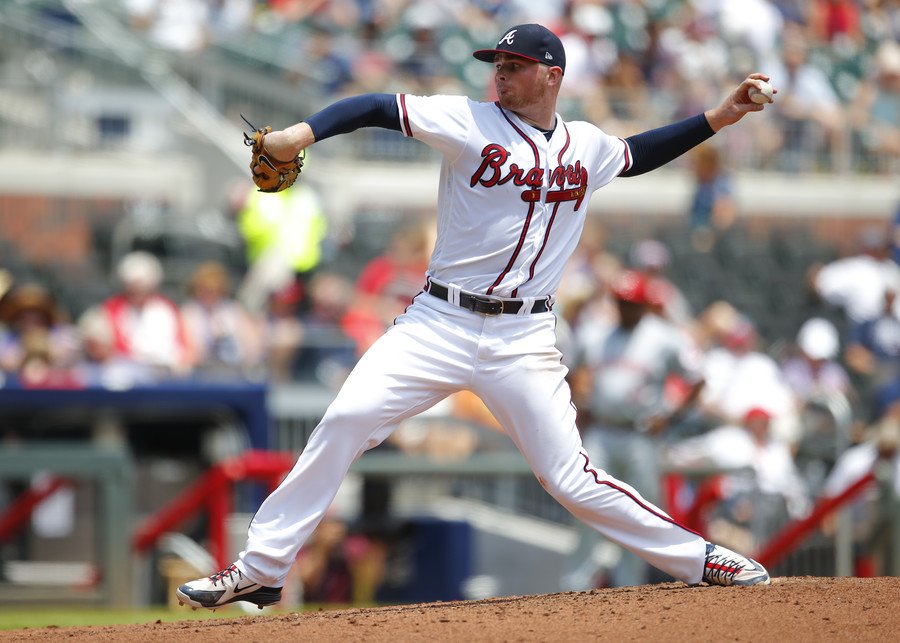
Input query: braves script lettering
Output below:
<box><xmin>470</xmin><ymin>144</ymin><xmax>588</xmax><ymax>208</ymax></box>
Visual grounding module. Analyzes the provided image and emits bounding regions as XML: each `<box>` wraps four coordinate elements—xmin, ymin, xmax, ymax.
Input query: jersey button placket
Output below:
<box><xmin>522</xmin><ymin>144</ymin><xmax>554</xmax><ymax>288</ymax></box>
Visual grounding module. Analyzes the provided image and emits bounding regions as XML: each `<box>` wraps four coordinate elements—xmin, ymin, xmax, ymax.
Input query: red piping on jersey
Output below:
<box><xmin>580</xmin><ymin>451</ymin><xmax>702</xmax><ymax>538</ymax></box>
<box><xmin>489</xmin><ymin>103</ymin><xmax>541</xmax><ymax>296</ymax></box>
<box><xmin>399</xmin><ymin>94</ymin><xmax>412</xmax><ymax>137</ymax></box>
<box><xmin>557</xmin><ymin>123</ymin><xmax>571</xmax><ymax>164</ymax></box>
<box><xmin>618</xmin><ymin>137</ymin><xmax>632</xmax><ymax>174</ymax></box>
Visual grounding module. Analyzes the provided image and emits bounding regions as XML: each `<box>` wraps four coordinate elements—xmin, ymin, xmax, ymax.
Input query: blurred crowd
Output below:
<box><xmin>0</xmin><ymin>179</ymin><xmax>437</xmax><ymax>392</ymax></box>
<box><xmin>2</xmin><ymin>194</ymin><xmax>897</xmax><ymax>428</ymax></box>
<box><xmin>121</xmin><ymin>0</ymin><xmax>900</xmax><ymax>174</ymax></box>
<box><xmin>1</xmin><ymin>191</ymin><xmax>898</xmax><ymax>593</ymax></box>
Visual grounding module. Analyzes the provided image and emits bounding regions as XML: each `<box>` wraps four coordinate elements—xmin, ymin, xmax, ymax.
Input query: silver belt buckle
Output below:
<box><xmin>469</xmin><ymin>294</ymin><xmax>503</xmax><ymax>315</ymax></box>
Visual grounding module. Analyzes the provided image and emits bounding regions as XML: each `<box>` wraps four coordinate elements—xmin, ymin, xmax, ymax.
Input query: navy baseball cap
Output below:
<box><xmin>473</xmin><ymin>24</ymin><xmax>566</xmax><ymax>73</ymax></box>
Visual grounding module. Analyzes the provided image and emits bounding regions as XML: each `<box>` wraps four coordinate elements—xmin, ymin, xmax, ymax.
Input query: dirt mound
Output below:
<box><xmin>3</xmin><ymin>577</ymin><xmax>898</xmax><ymax>642</ymax></box>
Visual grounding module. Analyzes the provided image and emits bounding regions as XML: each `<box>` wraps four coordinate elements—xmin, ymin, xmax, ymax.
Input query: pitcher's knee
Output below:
<box><xmin>316</xmin><ymin>404</ymin><xmax>395</xmax><ymax>450</ymax></box>
<box><xmin>321</xmin><ymin>398</ymin><xmax>387</xmax><ymax>429</ymax></box>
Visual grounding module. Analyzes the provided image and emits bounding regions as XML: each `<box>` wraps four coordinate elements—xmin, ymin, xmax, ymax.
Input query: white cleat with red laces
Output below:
<box><xmin>702</xmin><ymin>542</ymin><xmax>771</xmax><ymax>587</ymax></box>
<box><xmin>176</xmin><ymin>563</ymin><xmax>282</xmax><ymax>609</ymax></box>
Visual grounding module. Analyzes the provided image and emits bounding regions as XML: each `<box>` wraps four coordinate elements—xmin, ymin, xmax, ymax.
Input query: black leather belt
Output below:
<box><xmin>425</xmin><ymin>281</ymin><xmax>550</xmax><ymax>315</ymax></box>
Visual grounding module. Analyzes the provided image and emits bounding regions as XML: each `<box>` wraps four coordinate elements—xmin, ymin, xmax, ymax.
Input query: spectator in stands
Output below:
<box><xmin>181</xmin><ymin>261</ymin><xmax>264</xmax><ymax>380</ymax></box>
<box><xmin>0</xmin><ymin>283</ymin><xmax>80</xmax><ymax>383</ymax></box>
<box><xmin>100</xmin><ymin>251</ymin><xmax>195</xmax><ymax>377</ymax></box>
<box><xmin>344</xmin><ymin>21</ymin><xmax>397</xmax><ymax>95</ymax></box>
<box><xmin>556</xmin><ymin>3</ymin><xmax>618</xmax><ymax>123</ymax></box>
<box><xmin>698</xmin><ymin>309</ymin><xmax>801</xmax><ymax>446</ymax></box>
<box><xmin>844</xmin><ymin>287</ymin><xmax>900</xmax><ymax>402</ymax></box>
<box><xmin>396</xmin><ymin>12</ymin><xmax>460</xmax><ymax>95</ymax></box>
<box><xmin>73</xmin><ymin>306</ymin><xmax>156</xmax><ymax>389</ymax></box>
<box><xmin>781</xmin><ymin>317</ymin><xmax>855</xmax><ymax>402</ymax></box>
<box><xmin>765</xmin><ymin>25</ymin><xmax>848</xmax><ymax>172</ymax></box>
<box><xmin>664</xmin><ymin>407</ymin><xmax>811</xmax><ymax>552</ymax></box>
<box><xmin>342</xmin><ymin>220</ymin><xmax>433</xmax><ymax>355</ymax></box>
<box><xmin>658</xmin><ymin>9</ymin><xmax>732</xmax><ymax>117</ymax></box>
<box><xmin>858</xmin><ymin>0</ymin><xmax>900</xmax><ymax>47</ymax></box>
<box><xmin>304</xmin><ymin>24</ymin><xmax>356</xmax><ymax>95</ymax></box>
<box><xmin>848</xmin><ymin>40</ymin><xmax>900</xmax><ymax>173</ymax></box>
<box><xmin>263</xmin><ymin>0</ymin><xmax>329</xmax><ymax>25</ymax></box>
<box><xmin>294</xmin><ymin>271</ymin><xmax>358</xmax><ymax>388</ymax></box>
<box><xmin>234</xmin><ymin>182</ymin><xmax>328</xmax><ymax>315</ymax></box>
<box><xmin>207</xmin><ymin>0</ymin><xmax>254</xmax><ymax>45</ymax></box>
<box><xmin>808</xmin><ymin>0</ymin><xmax>863</xmax><ymax>45</ymax></box>
<box><xmin>562</xmin><ymin>270</ymin><xmax>705</xmax><ymax>590</ymax></box>
<box><xmin>691</xmin><ymin>299</ymin><xmax>741</xmax><ymax>353</ymax></box>
<box><xmin>294</xmin><ymin>512</ymin><xmax>357</xmax><ymax>604</ymax></box>
<box><xmin>593</xmin><ymin>51</ymin><xmax>649</xmax><ymax>129</ymax></box>
<box><xmin>262</xmin><ymin>280</ymin><xmax>305</xmax><ymax>383</ymax></box>
<box><xmin>628</xmin><ymin>238</ymin><xmax>693</xmax><ymax>328</ymax></box>
<box><xmin>809</xmin><ymin>223</ymin><xmax>900</xmax><ymax>324</ymax></box>
<box><xmin>555</xmin><ymin>217</ymin><xmax>621</xmax><ymax>334</ymax></box>
<box><xmin>9</xmin><ymin>326</ymin><xmax>81</xmax><ymax>389</ymax></box>
<box><xmin>686</xmin><ymin>144</ymin><xmax>737</xmax><ymax>252</ymax></box>
<box><xmin>770</xmin><ymin>0</ymin><xmax>808</xmax><ymax>26</ymax></box>
<box><xmin>718</xmin><ymin>0</ymin><xmax>785</xmax><ymax>64</ymax></box>
<box><xmin>125</xmin><ymin>0</ymin><xmax>212</xmax><ymax>52</ymax></box>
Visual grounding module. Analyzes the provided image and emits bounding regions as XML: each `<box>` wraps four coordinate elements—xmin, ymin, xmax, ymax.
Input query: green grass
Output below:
<box><xmin>0</xmin><ymin>606</ymin><xmax>289</xmax><ymax>631</ymax></box>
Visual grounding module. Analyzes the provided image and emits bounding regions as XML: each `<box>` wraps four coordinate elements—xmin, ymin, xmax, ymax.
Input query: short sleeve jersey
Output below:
<box><xmin>397</xmin><ymin>94</ymin><xmax>630</xmax><ymax>298</ymax></box>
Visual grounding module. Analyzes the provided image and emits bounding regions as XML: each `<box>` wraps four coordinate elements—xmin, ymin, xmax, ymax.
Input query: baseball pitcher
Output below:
<box><xmin>178</xmin><ymin>23</ymin><xmax>776</xmax><ymax>610</ymax></box>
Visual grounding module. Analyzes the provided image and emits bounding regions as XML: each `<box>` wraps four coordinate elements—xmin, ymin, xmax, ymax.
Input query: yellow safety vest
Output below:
<box><xmin>238</xmin><ymin>186</ymin><xmax>327</xmax><ymax>274</ymax></box>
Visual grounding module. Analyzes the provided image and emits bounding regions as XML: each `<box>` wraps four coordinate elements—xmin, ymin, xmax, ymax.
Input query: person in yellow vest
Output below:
<box><xmin>235</xmin><ymin>182</ymin><xmax>328</xmax><ymax>314</ymax></box>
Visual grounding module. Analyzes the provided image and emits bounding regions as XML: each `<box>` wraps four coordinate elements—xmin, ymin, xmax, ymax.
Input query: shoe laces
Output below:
<box><xmin>209</xmin><ymin>564</ymin><xmax>242</xmax><ymax>587</ymax></box>
<box><xmin>704</xmin><ymin>552</ymin><xmax>745</xmax><ymax>584</ymax></box>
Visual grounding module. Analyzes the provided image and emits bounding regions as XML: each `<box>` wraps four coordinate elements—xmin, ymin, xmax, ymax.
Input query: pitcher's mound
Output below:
<box><xmin>5</xmin><ymin>576</ymin><xmax>899</xmax><ymax>642</ymax></box>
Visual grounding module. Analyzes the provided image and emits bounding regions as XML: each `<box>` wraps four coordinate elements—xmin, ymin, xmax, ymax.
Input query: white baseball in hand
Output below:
<box><xmin>748</xmin><ymin>80</ymin><xmax>774</xmax><ymax>104</ymax></box>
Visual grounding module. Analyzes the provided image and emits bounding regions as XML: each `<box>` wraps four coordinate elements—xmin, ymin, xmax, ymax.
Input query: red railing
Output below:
<box><xmin>0</xmin><ymin>450</ymin><xmax>882</xmax><ymax>576</ymax></box>
<box><xmin>663</xmin><ymin>473</ymin><xmax>725</xmax><ymax>533</ymax></box>
<box><xmin>132</xmin><ymin>450</ymin><xmax>295</xmax><ymax>568</ymax></box>
<box><xmin>664</xmin><ymin>468</ymin><xmax>878</xmax><ymax>573</ymax></box>
<box><xmin>0</xmin><ymin>475</ymin><xmax>69</xmax><ymax>544</ymax></box>
<box><xmin>754</xmin><ymin>470</ymin><xmax>876</xmax><ymax>569</ymax></box>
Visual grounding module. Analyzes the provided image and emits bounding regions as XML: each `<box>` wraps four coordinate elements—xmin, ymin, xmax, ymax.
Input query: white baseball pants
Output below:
<box><xmin>238</xmin><ymin>293</ymin><xmax>706</xmax><ymax>587</ymax></box>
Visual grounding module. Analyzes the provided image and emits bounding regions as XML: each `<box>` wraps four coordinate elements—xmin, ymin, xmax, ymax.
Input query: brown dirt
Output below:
<box><xmin>2</xmin><ymin>577</ymin><xmax>898</xmax><ymax>642</ymax></box>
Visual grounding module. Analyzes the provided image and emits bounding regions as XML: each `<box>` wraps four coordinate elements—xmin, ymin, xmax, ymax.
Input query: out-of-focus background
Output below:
<box><xmin>0</xmin><ymin>0</ymin><xmax>898</xmax><ymax>614</ymax></box>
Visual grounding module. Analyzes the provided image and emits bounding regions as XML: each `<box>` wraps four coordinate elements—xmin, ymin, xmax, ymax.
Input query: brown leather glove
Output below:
<box><xmin>241</xmin><ymin>115</ymin><xmax>304</xmax><ymax>193</ymax></box>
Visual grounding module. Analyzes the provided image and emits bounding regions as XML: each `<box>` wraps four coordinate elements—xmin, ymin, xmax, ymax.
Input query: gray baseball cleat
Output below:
<box><xmin>702</xmin><ymin>542</ymin><xmax>771</xmax><ymax>587</ymax></box>
<box><xmin>176</xmin><ymin>563</ymin><xmax>282</xmax><ymax>610</ymax></box>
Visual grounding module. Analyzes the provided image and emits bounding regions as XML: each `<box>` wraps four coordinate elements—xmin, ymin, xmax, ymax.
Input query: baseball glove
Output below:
<box><xmin>241</xmin><ymin>114</ymin><xmax>304</xmax><ymax>193</ymax></box>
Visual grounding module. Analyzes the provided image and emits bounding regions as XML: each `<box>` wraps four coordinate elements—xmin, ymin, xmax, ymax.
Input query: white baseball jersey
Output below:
<box><xmin>397</xmin><ymin>94</ymin><xmax>630</xmax><ymax>298</ymax></box>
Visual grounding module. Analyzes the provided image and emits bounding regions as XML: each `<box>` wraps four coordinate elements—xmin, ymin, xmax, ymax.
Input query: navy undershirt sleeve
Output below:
<box><xmin>620</xmin><ymin>113</ymin><xmax>715</xmax><ymax>177</ymax></box>
<box><xmin>305</xmin><ymin>93</ymin><xmax>401</xmax><ymax>141</ymax></box>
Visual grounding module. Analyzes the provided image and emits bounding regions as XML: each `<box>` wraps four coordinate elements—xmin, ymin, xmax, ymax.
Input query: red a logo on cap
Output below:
<box><xmin>499</xmin><ymin>30</ymin><xmax>516</xmax><ymax>45</ymax></box>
